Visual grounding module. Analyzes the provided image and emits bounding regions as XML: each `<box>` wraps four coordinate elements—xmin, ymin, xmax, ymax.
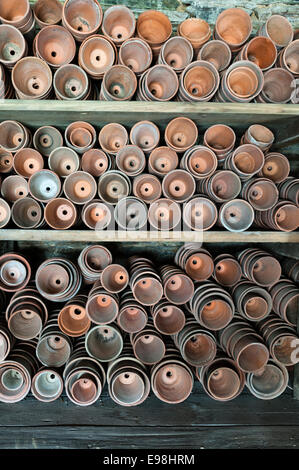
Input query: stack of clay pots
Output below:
<box><xmin>0</xmin><ymin>1</ymin><xmax>297</xmax><ymax>103</ymax></box>
<box><xmin>0</xmin><ymin>117</ymin><xmax>298</xmax><ymax>233</ymax></box>
<box><xmin>0</xmin><ymin>244</ymin><xmax>298</xmax><ymax>405</ymax></box>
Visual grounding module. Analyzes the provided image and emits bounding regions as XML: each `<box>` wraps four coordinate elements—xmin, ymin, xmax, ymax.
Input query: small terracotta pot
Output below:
<box><xmin>35</xmin><ymin>258</ymin><xmax>81</xmax><ymax>302</ymax></box>
<box><xmin>65</xmin><ymin>121</ymin><xmax>96</xmax><ymax>154</ymax></box>
<box><xmin>199</xmin><ymin>357</ymin><xmax>245</xmax><ymax>401</ymax></box>
<box><xmin>99</xmin><ymin>123</ymin><xmax>128</xmax><ymax>155</ymax></box>
<box><xmin>62</xmin><ymin>0</ymin><xmax>103</xmax><ymax>42</ymax></box>
<box><xmin>58</xmin><ymin>297</ymin><xmax>90</xmax><ymax>337</ymax></box>
<box><xmin>183</xmin><ymin>196</ymin><xmax>218</xmax><ymax>231</ymax></box>
<box><xmin>236</xmin><ymin>36</ymin><xmax>277</xmax><ymax>71</ymax></box>
<box><xmin>1</xmin><ymin>175</ymin><xmax>28</xmax><ymax>202</ymax></box>
<box><xmin>148</xmin><ymin>146</ymin><xmax>178</xmax><ymax>177</ymax></box>
<box><xmin>33</xmin><ymin>126</ymin><xmax>63</xmax><ymax>157</ymax></box>
<box><xmin>260</xmin><ymin>152</ymin><xmax>290</xmax><ymax>183</ymax></box>
<box><xmin>101</xmin><ymin>64</ymin><xmax>137</xmax><ymax>101</ymax></box>
<box><xmin>178</xmin><ymin>18</ymin><xmax>211</xmax><ymax>55</ymax></box>
<box><xmin>12</xmin><ymin>56</ymin><xmax>52</xmax><ymax>99</ymax></box>
<box><xmin>0</xmin><ymin>148</ymin><xmax>13</xmax><ymax>173</ymax></box>
<box><xmin>203</xmin><ymin>124</ymin><xmax>236</xmax><ymax>161</ymax></box>
<box><xmin>35</xmin><ymin>25</ymin><xmax>76</xmax><ymax>68</ymax></box>
<box><xmin>85</xmin><ymin>324</ymin><xmax>123</xmax><ymax>361</ymax></box>
<box><xmin>0</xmin><ymin>253</ymin><xmax>31</xmax><ymax>292</ymax></box>
<box><xmin>257</xmin><ymin>68</ymin><xmax>294</xmax><ymax>103</ymax></box>
<box><xmin>119</xmin><ymin>38</ymin><xmax>152</xmax><ymax>75</ymax></box>
<box><xmin>101</xmin><ymin>264</ymin><xmax>129</xmax><ymax>293</ymax></box>
<box><xmin>160</xmin><ymin>265</ymin><xmax>194</xmax><ymax>305</ymax></box>
<box><xmin>241</xmin><ymin>177</ymin><xmax>278</xmax><ymax>211</ymax></box>
<box><xmin>137</xmin><ymin>64</ymin><xmax>179</xmax><ymax>101</ymax></box>
<box><xmin>279</xmin><ymin>39</ymin><xmax>299</xmax><ymax>77</ymax></box>
<box><xmin>159</xmin><ymin>36</ymin><xmax>193</xmax><ymax>73</ymax></box>
<box><xmin>178</xmin><ymin>60</ymin><xmax>220</xmax><ymax>102</ymax></box>
<box><xmin>0</xmin><ymin>198</ymin><xmax>11</xmax><ymax>228</ymax></box>
<box><xmin>130</xmin><ymin>121</ymin><xmax>160</xmax><ymax>154</ymax></box>
<box><xmin>0</xmin><ymin>120</ymin><xmax>31</xmax><ymax>153</ymax></box>
<box><xmin>29</xmin><ymin>169</ymin><xmax>61</xmax><ymax>202</ymax></box>
<box><xmin>78</xmin><ymin>244</ymin><xmax>112</xmax><ymax>283</ymax></box>
<box><xmin>198</xmin><ymin>40</ymin><xmax>231</xmax><ymax>71</ymax></box>
<box><xmin>213</xmin><ymin>255</ymin><xmax>242</xmax><ymax>287</ymax></box>
<box><xmin>116</xmin><ymin>145</ymin><xmax>146</xmax><ymax>176</ymax></box>
<box><xmin>98</xmin><ymin>170</ymin><xmax>131</xmax><ymax>205</ymax></box>
<box><xmin>82</xmin><ymin>149</ymin><xmax>111</xmax><ymax>176</ymax></box>
<box><xmin>131</xmin><ymin>328</ymin><xmax>165</xmax><ymax>364</ymax></box>
<box><xmin>11</xmin><ymin>197</ymin><xmax>44</xmax><ymax>229</ymax></box>
<box><xmin>218</xmin><ymin>199</ymin><xmax>254</xmax><ymax>232</ymax></box>
<box><xmin>137</xmin><ymin>10</ymin><xmax>172</xmax><ymax>51</ymax></box>
<box><xmin>114</xmin><ymin>196</ymin><xmax>148</xmax><ymax>231</ymax></box>
<box><xmin>54</xmin><ymin>64</ymin><xmax>90</xmax><ymax>100</ymax></box>
<box><xmin>175</xmin><ymin>245</ymin><xmax>214</xmax><ymax>281</ymax></box>
<box><xmin>241</xmin><ymin>124</ymin><xmax>274</xmax><ymax>152</ymax></box>
<box><xmin>215</xmin><ymin>8</ymin><xmax>252</xmax><ymax>51</ymax></box>
<box><xmin>0</xmin><ymin>24</ymin><xmax>27</xmax><ymax>69</ymax></box>
<box><xmin>102</xmin><ymin>5</ymin><xmax>136</xmax><ymax>45</ymax></box>
<box><xmin>148</xmin><ymin>198</ymin><xmax>181</xmax><ymax>231</ymax></box>
<box><xmin>247</xmin><ymin>359</ymin><xmax>288</xmax><ymax>400</ymax></box>
<box><xmin>198</xmin><ymin>170</ymin><xmax>241</xmax><ymax>203</ymax></box>
<box><xmin>13</xmin><ymin>148</ymin><xmax>44</xmax><ymax>178</ymax></box>
<box><xmin>0</xmin><ymin>0</ymin><xmax>33</xmax><ymax>33</ymax></box>
<box><xmin>180</xmin><ymin>145</ymin><xmax>217</xmax><ymax>180</ymax></box>
<box><xmin>48</xmin><ymin>146</ymin><xmax>80</xmax><ymax>178</ymax></box>
<box><xmin>82</xmin><ymin>199</ymin><xmax>113</xmax><ymax>230</ymax></box>
<box><xmin>31</xmin><ymin>369</ymin><xmax>63</xmax><ymax>402</ymax></box>
<box><xmin>133</xmin><ymin>174</ymin><xmax>162</xmax><ymax>204</ymax></box>
<box><xmin>33</xmin><ymin>0</ymin><xmax>62</xmax><ymax>28</ymax></box>
<box><xmin>259</xmin><ymin>14</ymin><xmax>293</xmax><ymax>49</ymax></box>
<box><xmin>78</xmin><ymin>34</ymin><xmax>116</xmax><ymax>79</ymax></box>
<box><xmin>45</xmin><ymin>197</ymin><xmax>77</xmax><ymax>230</ymax></box>
<box><xmin>63</xmin><ymin>170</ymin><xmax>97</xmax><ymax>205</ymax></box>
<box><xmin>162</xmin><ymin>169</ymin><xmax>196</xmax><ymax>203</ymax></box>
<box><xmin>118</xmin><ymin>292</ymin><xmax>148</xmax><ymax>334</ymax></box>
<box><xmin>224</xmin><ymin>144</ymin><xmax>264</xmax><ymax>181</ymax></box>
<box><xmin>165</xmin><ymin>117</ymin><xmax>198</xmax><ymax>153</ymax></box>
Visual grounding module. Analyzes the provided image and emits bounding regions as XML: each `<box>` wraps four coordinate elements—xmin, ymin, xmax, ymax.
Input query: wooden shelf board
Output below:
<box><xmin>0</xmin><ymin>230</ymin><xmax>298</xmax><ymax>243</ymax></box>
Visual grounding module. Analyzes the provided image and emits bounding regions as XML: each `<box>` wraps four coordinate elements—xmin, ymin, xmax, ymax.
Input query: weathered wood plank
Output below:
<box><xmin>1</xmin><ymin>425</ymin><xmax>298</xmax><ymax>449</ymax></box>
<box><xmin>1</xmin><ymin>230</ymin><xmax>299</xmax><ymax>243</ymax></box>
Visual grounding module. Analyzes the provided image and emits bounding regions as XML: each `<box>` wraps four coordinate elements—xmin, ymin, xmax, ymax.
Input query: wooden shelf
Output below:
<box><xmin>1</xmin><ymin>229</ymin><xmax>298</xmax><ymax>243</ymax></box>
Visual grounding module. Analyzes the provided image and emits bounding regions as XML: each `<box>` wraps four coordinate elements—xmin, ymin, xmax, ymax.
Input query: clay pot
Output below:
<box><xmin>12</xmin><ymin>56</ymin><xmax>52</xmax><ymax>99</ymax></box>
<box><xmin>278</xmin><ymin>177</ymin><xmax>299</xmax><ymax>206</ymax></box>
<box><xmin>116</xmin><ymin>145</ymin><xmax>146</xmax><ymax>176</ymax></box>
<box><xmin>36</xmin><ymin>325</ymin><xmax>72</xmax><ymax>367</ymax></box>
<box><xmin>183</xmin><ymin>196</ymin><xmax>218</xmax><ymax>231</ymax></box>
<box><xmin>0</xmin><ymin>253</ymin><xmax>31</xmax><ymax>292</ymax></box>
<box><xmin>133</xmin><ymin>174</ymin><xmax>162</xmax><ymax>204</ymax></box>
<box><xmin>224</xmin><ymin>144</ymin><xmax>264</xmax><ymax>181</ymax></box>
<box><xmin>0</xmin><ymin>24</ymin><xmax>27</xmax><ymax>69</ymax></box>
<box><xmin>102</xmin><ymin>5</ymin><xmax>136</xmax><ymax>45</ymax></box>
<box><xmin>203</xmin><ymin>124</ymin><xmax>236</xmax><ymax>161</ymax></box>
<box><xmin>58</xmin><ymin>296</ymin><xmax>90</xmax><ymax>337</ymax></box>
<box><xmin>198</xmin><ymin>40</ymin><xmax>231</xmax><ymax>71</ymax></box>
<box><xmin>62</xmin><ymin>0</ymin><xmax>103</xmax><ymax>42</ymax></box>
<box><xmin>131</xmin><ymin>325</ymin><xmax>165</xmax><ymax>364</ymax></box>
<box><xmin>29</xmin><ymin>169</ymin><xmax>61</xmax><ymax>202</ymax></box>
<box><xmin>165</xmin><ymin>117</ymin><xmax>198</xmax><ymax>153</ymax></box>
<box><xmin>78</xmin><ymin>34</ymin><xmax>116</xmax><ymax>79</ymax></box>
<box><xmin>148</xmin><ymin>147</ymin><xmax>178</xmax><ymax>177</ymax></box>
<box><xmin>0</xmin><ymin>198</ymin><xmax>11</xmax><ymax>228</ymax></box>
<box><xmin>81</xmin><ymin>199</ymin><xmax>113</xmax><ymax>230</ymax></box>
<box><xmin>215</xmin><ymin>8</ymin><xmax>252</xmax><ymax>51</ymax></box>
<box><xmin>101</xmin><ymin>264</ymin><xmax>129</xmax><ymax>294</ymax></box>
<box><xmin>31</xmin><ymin>368</ymin><xmax>63</xmax><ymax>402</ymax></box>
<box><xmin>246</xmin><ymin>359</ymin><xmax>288</xmax><ymax>400</ymax></box>
<box><xmin>35</xmin><ymin>258</ymin><xmax>81</xmax><ymax>302</ymax></box>
<box><xmin>11</xmin><ymin>197</ymin><xmax>44</xmax><ymax>229</ymax></box>
<box><xmin>278</xmin><ymin>40</ymin><xmax>299</xmax><ymax>77</ymax></box>
<box><xmin>162</xmin><ymin>169</ymin><xmax>196</xmax><ymax>203</ymax></box>
<box><xmin>175</xmin><ymin>244</ymin><xmax>214</xmax><ymax>281</ymax></box>
<box><xmin>0</xmin><ymin>321</ymin><xmax>15</xmax><ymax>362</ymax></box>
<box><xmin>48</xmin><ymin>147</ymin><xmax>80</xmax><ymax>178</ymax></box>
<box><xmin>180</xmin><ymin>146</ymin><xmax>217</xmax><ymax>180</ymax></box>
<box><xmin>78</xmin><ymin>244</ymin><xmax>112</xmax><ymax>283</ymax></box>
<box><xmin>13</xmin><ymin>148</ymin><xmax>44</xmax><ymax>178</ymax></box>
<box><xmin>257</xmin><ymin>68</ymin><xmax>294</xmax><ymax>103</ymax></box>
<box><xmin>98</xmin><ymin>170</ymin><xmax>131</xmax><ymax>205</ymax></box>
<box><xmin>148</xmin><ymin>198</ymin><xmax>181</xmax><ymax>231</ymax></box>
<box><xmin>241</xmin><ymin>124</ymin><xmax>274</xmax><ymax>152</ymax></box>
<box><xmin>178</xmin><ymin>18</ymin><xmax>211</xmax><ymax>55</ymax></box>
<box><xmin>236</xmin><ymin>36</ymin><xmax>277</xmax><ymax>71</ymax></box>
<box><xmin>151</xmin><ymin>300</ymin><xmax>185</xmax><ymax>335</ymax></box>
<box><xmin>54</xmin><ymin>64</ymin><xmax>90</xmax><ymax>100</ymax></box>
<box><xmin>198</xmin><ymin>170</ymin><xmax>242</xmax><ymax>203</ymax></box>
<box><xmin>63</xmin><ymin>171</ymin><xmax>97</xmax><ymax>205</ymax></box>
<box><xmin>130</xmin><ymin>121</ymin><xmax>160</xmax><ymax>154</ymax></box>
<box><xmin>119</xmin><ymin>38</ymin><xmax>152</xmax><ymax>75</ymax></box>
<box><xmin>241</xmin><ymin>177</ymin><xmax>278</xmax><ymax>211</ymax></box>
<box><xmin>129</xmin><ymin>256</ymin><xmax>163</xmax><ymax>306</ymax></box>
<box><xmin>0</xmin><ymin>0</ymin><xmax>33</xmax><ymax>34</ymax></box>
<box><xmin>178</xmin><ymin>60</ymin><xmax>220</xmax><ymax>102</ymax></box>
<box><xmin>0</xmin><ymin>148</ymin><xmax>13</xmax><ymax>173</ymax></box>
<box><xmin>114</xmin><ymin>196</ymin><xmax>148</xmax><ymax>231</ymax></box>
<box><xmin>213</xmin><ymin>254</ymin><xmax>242</xmax><ymax>287</ymax></box>
<box><xmin>33</xmin><ymin>0</ymin><xmax>63</xmax><ymax>28</ymax></box>
<box><xmin>218</xmin><ymin>199</ymin><xmax>254</xmax><ymax>232</ymax></box>
<box><xmin>82</xmin><ymin>149</ymin><xmax>111</xmax><ymax>176</ymax></box>
<box><xmin>1</xmin><ymin>175</ymin><xmax>28</xmax><ymax>202</ymax></box>
<box><xmin>259</xmin><ymin>14</ymin><xmax>293</xmax><ymax>49</ymax></box>
<box><xmin>255</xmin><ymin>201</ymin><xmax>299</xmax><ymax>232</ymax></box>
<box><xmin>118</xmin><ymin>291</ymin><xmax>148</xmax><ymax>334</ymax></box>
<box><xmin>137</xmin><ymin>64</ymin><xmax>179</xmax><ymax>101</ymax></box>
<box><xmin>160</xmin><ymin>265</ymin><xmax>194</xmax><ymax>305</ymax></box>
<box><xmin>65</xmin><ymin>121</ymin><xmax>96</xmax><ymax>154</ymax></box>
<box><xmin>45</xmin><ymin>197</ymin><xmax>77</xmax><ymax>229</ymax></box>
<box><xmin>101</xmin><ymin>65</ymin><xmax>137</xmax><ymax>101</ymax></box>
<box><xmin>35</xmin><ymin>25</ymin><xmax>76</xmax><ymax>68</ymax></box>
<box><xmin>260</xmin><ymin>152</ymin><xmax>290</xmax><ymax>183</ymax></box>
<box><xmin>33</xmin><ymin>126</ymin><xmax>63</xmax><ymax>157</ymax></box>
<box><xmin>85</xmin><ymin>324</ymin><xmax>123</xmax><ymax>361</ymax></box>
<box><xmin>137</xmin><ymin>10</ymin><xmax>172</xmax><ymax>52</ymax></box>
<box><xmin>99</xmin><ymin>123</ymin><xmax>128</xmax><ymax>155</ymax></box>
<box><xmin>0</xmin><ymin>120</ymin><xmax>31</xmax><ymax>153</ymax></box>
<box><xmin>159</xmin><ymin>36</ymin><xmax>193</xmax><ymax>73</ymax></box>
<box><xmin>217</xmin><ymin>60</ymin><xmax>264</xmax><ymax>103</ymax></box>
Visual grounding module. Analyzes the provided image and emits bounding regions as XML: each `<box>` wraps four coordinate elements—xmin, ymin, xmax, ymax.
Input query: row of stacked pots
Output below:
<box><xmin>0</xmin><ymin>244</ymin><xmax>298</xmax><ymax>405</ymax></box>
<box><xmin>0</xmin><ymin>118</ymin><xmax>298</xmax><ymax>232</ymax></box>
<box><xmin>0</xmin><ymin>1</ymin><xmax>298</xmax><ymax>102</ymax></box>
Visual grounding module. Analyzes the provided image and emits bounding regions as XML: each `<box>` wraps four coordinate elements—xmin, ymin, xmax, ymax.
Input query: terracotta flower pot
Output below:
<box><xmin>62</xmin><ymin>0</ymin><xmax>103</xmax><ymax>42</ymax></box>
<box><xmin>102</xmin><ymin>5</ymin><xmax>136</xmax><ymax>45</ymax></box>
<box><xmin>35</xmin><ymin>25</ymin><xmax>76</xmax><ymax>68</ymax></box>
<box><xmin>33</xmin><ymin>0</ymin><xmax>62</xmax><ymax>28</ymax></box>
<box><xmin>12</xmin><ymin>56</ymin><xmax>52</xmax><ymax>99</ymax></box>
